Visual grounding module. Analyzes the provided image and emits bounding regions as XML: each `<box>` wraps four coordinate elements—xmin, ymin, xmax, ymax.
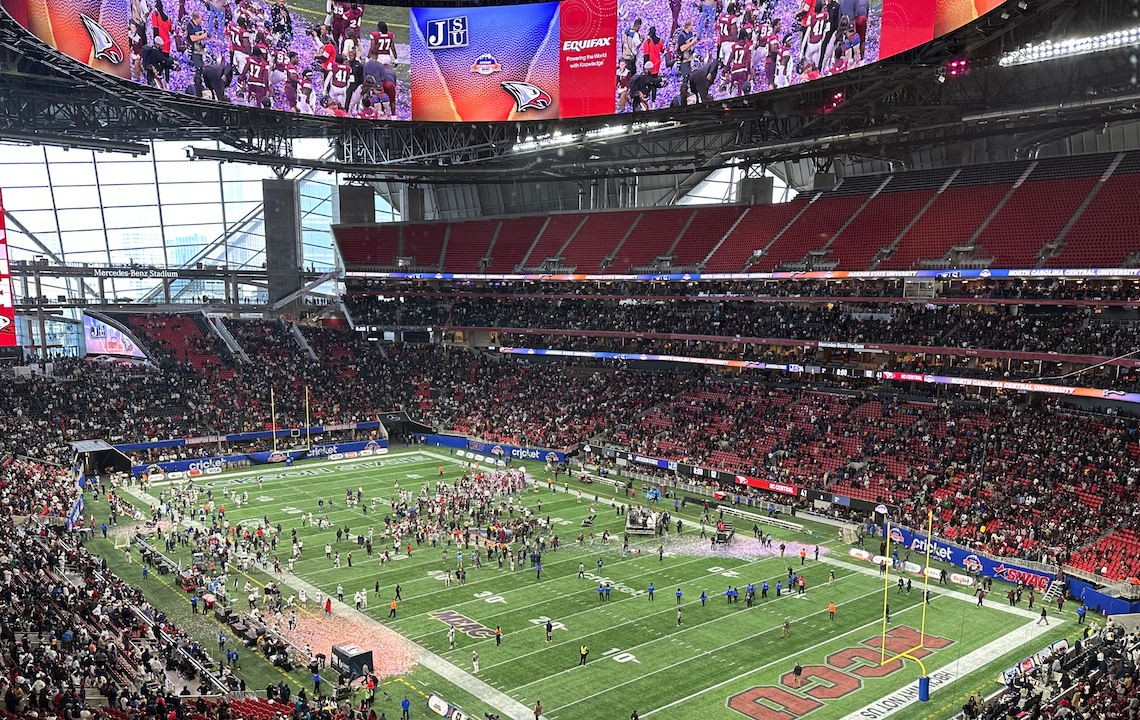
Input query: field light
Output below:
<box><xmin>512</xmin><ymin>121</ymin><xmax>674</xmax><ymax>153</ymax></box>
<box><xmin>999</xmin><ymin>26</ymin><xmax>1140</xmax><ymax>67</ymax></box>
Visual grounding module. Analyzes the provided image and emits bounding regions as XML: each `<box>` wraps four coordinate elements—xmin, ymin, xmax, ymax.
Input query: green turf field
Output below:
<box><xmin>98</xmin><ymin>449</ymin><xmax>1075</xmax><ymax>720</ymax></box>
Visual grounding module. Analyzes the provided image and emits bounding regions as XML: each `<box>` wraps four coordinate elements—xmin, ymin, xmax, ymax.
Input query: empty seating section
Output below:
<box><xmin>561</xmin><ymin>211</ymin><xmax>640</xmax><ymax>271</ymax></box>
<box><xmin>402</xmin><ymin>223</ymin><xmax>447</xmax><ymax>267</ymax></box>
<box><xmin>126</xmin><ymin>314</ymin><xmax>228</xmax><ymax>374</ymax></box>
<box><xmin>609</xmin><ymin>208</ymin><xmax>692</xmax><ymax>272</ymax></box>
<box><xmin>332</xmin><ymin>225</ymin><xmax>399</xmax><ymax>267</ymax></box>
<box><xmin>748</xmin><ymin>197</ymin><xmax>859</xmax><ymax>271</ymax></box>
<box><xmin>1045</xmin><ymin>174</ymin><xmax>1140</xmax><ymax>267</ymax></box>
<box><xmin>952</xmin><ymin>161</ymin><xmax>1031</xmax><ymax>187</ymax></box>
<box><xmin>1067</xmin><ymin>527</ymin><xmax>1140</xmax><ymax>581</ymax></box>
<box><xmin>827</xmin><ymin>190</ymin><xmax>934</xmax><ymax>270</ymax></box>
<box><xmin>486</xmin><ymin>216</ymin><xmax>546</xmax><ymax>271</ymax></box>
<box><xmin>708</xmin><ymin>201</ymin><xmax>808</xmax><ymax>271</ymax></box>
<box><xmin>523</xmin><ymin>213</ymin><xmax>585</xmax><ymax>266</ymax></box>
<box><xmin>878</xmin><ymin>185</ymin><xmax>1008</xmax><ymax>270</ymax></box>
<box><xmin>972</xmin><ymin>178</ymin><xmax>1094</xmax><ymax>268</ymax></box>
<box><xmin>671</xmin><ymin>205</ymin><xmax>746</xmax><ymax>266</ymax></box>
<box><xmin>331</xmin><ymin>152</ymin><xmax>1140</xmax><ymax>273</ymax></box>
<box><xmin>442</xmin><ymin>219</ymin><xmax>499</xmax><ymax>272</ymax></box>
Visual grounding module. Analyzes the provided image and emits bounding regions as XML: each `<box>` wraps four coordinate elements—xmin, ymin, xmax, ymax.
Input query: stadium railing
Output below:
<box><xmin>1061</xmin><ymin>565</ymin><xmax>1140</xmax><ymax>600</ymax></box>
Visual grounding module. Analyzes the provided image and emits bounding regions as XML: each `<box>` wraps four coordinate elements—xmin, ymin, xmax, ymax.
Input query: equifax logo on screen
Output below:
<box><xmin>562</xmin><ymin>37</ymin><xmax>612</xmax><ymax>52</ymax></box>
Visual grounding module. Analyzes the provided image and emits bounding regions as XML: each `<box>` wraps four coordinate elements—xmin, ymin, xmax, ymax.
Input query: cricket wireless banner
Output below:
<box><xmin>132</xmin><ymin>439</ymin><xmax>389</xmax><ymax>477</ymax></box>
<box><xmin>886</xmin><ymin>525</ymin><xmax>1056</xmax><ymax>591</ymax></box>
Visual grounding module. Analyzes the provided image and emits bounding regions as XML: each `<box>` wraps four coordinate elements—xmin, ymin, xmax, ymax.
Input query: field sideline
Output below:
<box><xmin>101</xmin><ymin>448</ymin><xmax>1074</xmax><ymax>720</ymax></box>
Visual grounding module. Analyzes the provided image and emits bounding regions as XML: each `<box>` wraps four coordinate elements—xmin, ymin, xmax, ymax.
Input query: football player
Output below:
<box><xmin>728</xmin><ymin>29</ymin><xmax>752</xmax><ymax>96</ymax></box>
<box><xmin>368</xmin><ymin>21</ymin><xmax>396</xmax><ymax>65</ymax></box>
<box><xmin>244</xmin><ymin>46</ymin><xmax>271</xmax><ymax>106</ymax></box>
<box><xmin>324</xmin><ymin>52</ymin><xmax>352</xmax><ymax>108</ymax></box>
<box><xmin>716</xmin><ymin>3</ymin><xmax>740</xmax><ymax>67</ymax></box>
<box><xmin>803</xmin><ymin>0</ymin><xmax>829</xmax><ymax>70</ymax></box>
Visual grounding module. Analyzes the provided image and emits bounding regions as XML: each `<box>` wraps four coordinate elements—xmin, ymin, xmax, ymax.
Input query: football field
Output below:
<box><xmin>110</xmin><ymin>449</ymin><xmax>1073</xmax><ymax>720</ymax></box>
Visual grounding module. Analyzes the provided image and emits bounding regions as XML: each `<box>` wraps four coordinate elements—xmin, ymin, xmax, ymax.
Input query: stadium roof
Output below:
<box><xmin>2</xmin><ymin>0</ymin><xmax>1137</xmax><ymax>205</ymax></box>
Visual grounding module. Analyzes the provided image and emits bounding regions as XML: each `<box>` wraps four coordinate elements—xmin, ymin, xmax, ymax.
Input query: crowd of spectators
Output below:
<box><xmin>345</xmin><ymin>295</ymin><xmax>1140</xmax><ymax>359</ymax></box>
<box><xmin>598</xmin><ymin>380</ymin><xmax>1140</xmax><ymax>568</ymax></box>
<box><xmin>970</xmin><ymin>620</ymin><xmax>1139</xmax><ymax>720</ymax></box>
<box><xmin>3</xmin><ymin>309</ymin><xmax>1140</xmax><ymax>577</ymax></box>
<box><xmin>349</xmin><ymin>278</ymin><xmax>1140</xmax><ymax>303</ymax></box>
<box><xmin>0</xmin><ymin>458</ymin><xmax>236</xmax><ymax>710</ymax></box>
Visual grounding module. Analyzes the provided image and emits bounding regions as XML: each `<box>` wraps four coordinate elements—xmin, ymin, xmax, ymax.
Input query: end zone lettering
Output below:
<box><xmin>728</xmin><ymin>627</ymin><xmax>953</xmax><ymax>720</ymax></box>
<box><xmin>428</xmin><ymin>611</ymin><xmax>496</xmax><ymax>638</ymax></box>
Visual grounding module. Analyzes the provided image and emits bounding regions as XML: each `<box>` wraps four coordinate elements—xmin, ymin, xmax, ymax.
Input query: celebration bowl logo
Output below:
<box><xmin>544</xmin><ymin>452</ymin><xmax>559</xmax><ymax>462</ymax></box>
<box><xmin>268</xmin><ymin>452</ymin><xmax>287</xmax><ymax>463</ymax></box>
<box><xmin>888</xmin><ymin>527</ymin><xmax>905</xmax><ymax>544</ymax></box>
<box><xmin>470</xmin><ymin>53</ymin><xmax>501</xmax><ymax>75</ymax></box>
<box><xmin>963</xmin><ymin>554</ymin><xmax>984</xmax><ymax>573</ymax></box>
<box><xmin>491</xmin><ymin>446</ymin><xmax>505</xmax><ymax>456</ymax></box>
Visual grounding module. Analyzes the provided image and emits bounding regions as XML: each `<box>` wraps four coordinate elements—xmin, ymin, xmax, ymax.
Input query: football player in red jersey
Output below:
<box><xmin>282</xmin><ymin>51</ymin><xmax>300</xmax><ymax>109</ymax></box>
<box><xmin>342</xmin><ymin>4</ymin><xmax>363</xmax><ymax>57</ymax></box>
<box><xmin>268</xmin><ymin>42</ymin><xmax>289</xmax><ymax>85</ymax></box>
<box><xmin>329</xmin><ymin>0</ymin><xmax>350</xmax><ymax>48</ymax></box>
<box><xmin>368</xmin><ymin>21</ymin><xmax>396</xmax><ymax>66</ymax></box>
<box><xmin>231</xmin><ymin>17</ymin><xmax>253</xmax><ymax>75</ymax></box>
<box><xmin>803</xmin><ymin>1</ymin><xmax>829</xmax><ymax>69</ymax></box>
<box><xmin>795</xmin><ymin>0</ymin><xmax>814</xmax><ymax>53</ymax></box>
<box><xmin>716</xmin><ymin>3</ymin><xmax>739</xmax><ymax>67</ymax></box>
<box><xmin>324</xmin><ymin>52</ymin><xmax>352</xmax><ymax>108</ymax></box>
<box><xmin>774</xmin><ymin>33</ymin><xmax>794</xmax><ymax>88</ymax></box>
<box><xmin>728</xmin><ymin>30</ymin><xmax>752</xmax><ymax>96</ymax></box>
<box><xmin>297</xmin><ymin>69</ymin><xmax>315</xmax><ymax>113</ymax></box>
<box><xmin>244</xmin><ymin>47</ymin><xmax>270</xmax><ymax>107</ymax></box>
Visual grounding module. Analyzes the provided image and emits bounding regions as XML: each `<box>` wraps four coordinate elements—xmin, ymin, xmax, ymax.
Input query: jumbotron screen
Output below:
<box><xmin>0</xmin><ymin>0</ymin><xmax>1008</xmax><ymax>121</ymax></box>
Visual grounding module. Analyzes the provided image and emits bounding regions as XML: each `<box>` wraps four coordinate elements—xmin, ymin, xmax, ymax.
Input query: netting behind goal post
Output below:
<box><xmin>840</xmin><ymin>525</ymin><xmax>860</xmax><ymax>544</ymax></box>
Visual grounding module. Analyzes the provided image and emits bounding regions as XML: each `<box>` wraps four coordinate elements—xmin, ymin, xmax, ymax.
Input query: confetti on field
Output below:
<box><xmin>287</xmin><ymin>609</ymin><xmax>421</xmax><ymax>678</ymax></box>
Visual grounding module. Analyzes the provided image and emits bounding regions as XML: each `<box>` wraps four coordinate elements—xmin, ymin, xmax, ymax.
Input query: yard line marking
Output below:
<box><xmin>512</xmin><ymin>585</ymin><xmax>886</xmax><ymax>695</ymax></box>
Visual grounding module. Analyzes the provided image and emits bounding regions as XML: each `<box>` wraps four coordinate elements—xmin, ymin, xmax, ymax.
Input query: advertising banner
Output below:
<box><xmin>130</xmin><ymin>439</ymin><xmax>389</xmax><ymax>476</ymax></box>
<box><xmin>465</xmin><ymin>439</ymin><xmax>565</xmax><ymax>463</ymax></box>
<box><xmin>733</xmin><ymin>474</ymin><xmax>797</xmax><ymax>496</ymax></box>
<box><xmin>351</xmin><ymin>267</ymin><xmax>1140</xmax><ymax>283</ymax></box>
<box><xmin>0</xmin><ymin>190</ymin><xmax>17</xmax><ymax>348</ymax></box>
<box><xmin>886</xmin><ymin>525</ymin><xmax>1056</xmax><ymax>591</ymax></box>
<box><xmin>558</xmin><ymin>0</ymin><xmax>617</xmax><ymax>117</ymax></box>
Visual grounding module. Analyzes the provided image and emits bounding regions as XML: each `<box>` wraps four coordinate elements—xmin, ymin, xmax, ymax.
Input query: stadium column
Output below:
<box><xmin>262</xmin><ymin>179</ymin><xmax>304</xmax><ymax>313</ymax></box>
<box><xmin>338</xmin><ymin>185</ymin><xmax>376</xmax><ymax>225</ymax></box>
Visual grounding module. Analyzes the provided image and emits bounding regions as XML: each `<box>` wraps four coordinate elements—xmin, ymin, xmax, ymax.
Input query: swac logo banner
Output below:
<box><xmin>888</xmin><ymin>525</ymin><xmax>1054</xmax><ymax>591</ymax></box>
